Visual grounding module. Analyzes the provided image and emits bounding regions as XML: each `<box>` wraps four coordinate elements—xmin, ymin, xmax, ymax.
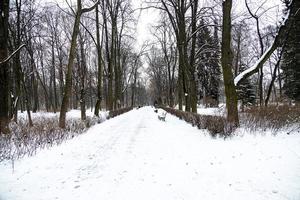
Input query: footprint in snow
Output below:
<box><xmin>74</xmin><ymin>185</ymin><xmax>80</xmax><ymax>189</ymax></box>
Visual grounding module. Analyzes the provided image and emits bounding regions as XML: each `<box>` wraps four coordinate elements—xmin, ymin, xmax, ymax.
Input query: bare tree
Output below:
<box><xmin>245</xmin><ymin>0</ymin><xmax>267</xmax><ymax>106</ymax></box>
<box><xmin>59</xmin><ymin>0</ymin><xmax>99</xmax><ymax>128</ymax></box>
<box><xmin>156</xmin><ymin>0</ymin><xmax>198</xmax><ymax>112</ymax></box>
<box><xmin>234</xmin><ymin>0</ymin><xmax>297</xmax><ymax>86</ymax></box>
<box><xmin>94</xmin><ymin>3</ymin><xmax>103</xmax><ymax>116</ymax></box>
<box><xmin>152</xmin><ymin>16</ymin><xmax>177</xmax><ymax>107</ymax></box>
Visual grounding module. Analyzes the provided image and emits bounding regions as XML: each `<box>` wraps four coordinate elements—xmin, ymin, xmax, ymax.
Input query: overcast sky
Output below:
<box><xmin>38</xmin><ymin>0</ymin><xmax>284</xmax><ymax>51</ymax></box>
<box><xmin>37</xmin><ymin>0</ymin><xmax>284</xmax><ymax>81</ymax></box>
<box><xmin>133</xmin><ymin>0</ymin><xmax>283</xmax><ymax>48</ymax></box>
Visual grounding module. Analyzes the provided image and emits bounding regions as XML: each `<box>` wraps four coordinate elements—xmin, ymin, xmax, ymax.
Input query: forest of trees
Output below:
<box><xmin>0</xmin><ymin>0</ymin><xmax>299</xmax><ymax>134</ymax></box>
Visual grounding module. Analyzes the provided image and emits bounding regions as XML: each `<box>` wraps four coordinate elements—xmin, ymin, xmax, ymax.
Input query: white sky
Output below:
<box><xmin>38</xmin><ymin>0</ymin><xmax>284</xmax><ymax>51</ymax></box>
<box><xmin>37</xmin><ymin>0</ymin><xmax>284</xmax><ymax>82</ymax></box>
<box><xmin>131</xmin><ymin>0</ymin><xmax>160</xmax><ymax>50</ymax></box>
<box><xmin>133</xmin><ymin>0</ymin><xmax>283</xmax><ymax>47</ymax></box>
<box><xmin>130</xmin><ymin>0</ymin><xmax>284</xmax><ymax>81</ymax></box>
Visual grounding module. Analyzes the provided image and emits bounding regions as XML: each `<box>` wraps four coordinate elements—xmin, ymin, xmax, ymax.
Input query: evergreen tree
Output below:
<box><xmin>281</xmin><ymin>0</ymin><xmax>300</xmax><ymax>102</ymax></box>
<box><xmin>236</xmin><ymin>64</ymin><xmax>256</xmax><ymax>110</ymax></box>
<box><xmin>208</xmin><ymin>21</ymin><xmax>221</xmax><ymax>106</ymax></box>
<box><xmin>196</xmin><ymin>19</ymin><xmax>221</xmax><ymax>107</ymax></box>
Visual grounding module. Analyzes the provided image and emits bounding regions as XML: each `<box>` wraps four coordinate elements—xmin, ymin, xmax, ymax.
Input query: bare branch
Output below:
<box><xmin>0</xmin><ymin>44</ymin><xmax>26</xmax><ymax>66</ymax></box>
<box><xmin>81</xmin><ymin>0</ymin><xmax>100</xmax><ymax>14</ymax></box>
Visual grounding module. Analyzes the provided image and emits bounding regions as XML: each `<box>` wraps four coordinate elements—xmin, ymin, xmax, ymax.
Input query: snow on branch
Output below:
<box><xmin>234</xmin><ymin>44</ymin><xmax>275</xmax><ymax>86</ymax></box>
<box><xmin>234</xmin><ymin>0</ymin><xmax>295</xmax><ymax>86</ymax></box>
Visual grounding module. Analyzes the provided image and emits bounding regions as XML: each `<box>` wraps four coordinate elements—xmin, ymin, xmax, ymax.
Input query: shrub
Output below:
<box><xmin>240</xmin><ymin>104</ymin><xmax>300</xmax><ymax>133</ymax></box>
<box><xmin>0</xmin><ymin>107</ymin><xmax>131</xmax><ymax>162</ymax></box>
<box><xmin>161</xmin><ymin>107</ymin><xmax>227</xmax><ymax>137</ymax></box>
<box><xmin>0</xmin><ymin>115</ymin><xmax>103</xmax><ymax>162</ymax></box>
<box><xmin>162</xmin><ymin>105</ymin><xmax>300</xmax><ymax>136</ymax></box>
<box><xmin>108</xmin><ymin>107</ymin><xmax>132</xmax><ymax>119</ymax></box>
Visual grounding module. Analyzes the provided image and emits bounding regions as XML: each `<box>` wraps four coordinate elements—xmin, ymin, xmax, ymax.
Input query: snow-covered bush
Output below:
<box><xmin>0</xmin><ymin>115</ymin><xmax>103</xmax><ymax>162</ymax></box>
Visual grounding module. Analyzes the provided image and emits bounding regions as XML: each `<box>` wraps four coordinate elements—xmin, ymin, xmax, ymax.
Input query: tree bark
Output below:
<box><xmin>59</xmin><ymin>1</ymin><xmax>82</xmax><ymax>128</ymax></box>
<box><xmin>59</xmin><ymin>0</ymin><xmax>99</xmax><ymax>128</ymax></box>
<box><xmin>0</xmin><ymin>0</ymin><xmax>10</xmax><ymax>134</ymax></box>
<box><xmin>79</xmin><ymin>33</ymin><xmax>86</xmax><ymax>121</ymax></box>
<box><xmin>221</xmin><ymin>0</ymin><xmax>239</xmax><ymax>129</ymax></box>
<box><xmin>189</xmin><ymin>0</ymin><xmax>198</xmax><ymax>113</ymax></box>
<box><xmin>12</xmin><ymin>0</ymin><xmax>23</xmax><ymax>122</ymax></box>
<box><xmin>94</xmin><ymin>4</ymin><xmax>102</xmax><ymax>116</ymax></box>
<box><xmin>51</xmin><ymin>39</ymin><xmax>58</xmax><ymax>112</ymax></box>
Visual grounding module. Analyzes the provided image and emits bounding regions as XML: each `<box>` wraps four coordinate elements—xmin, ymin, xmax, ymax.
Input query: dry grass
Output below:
<box><xmin>162</xmin><ymin>104</ymin><xmax>300</xmax><ymax>137</ymax></box>
<box><xmin>240</xmin><ymin>104</ymin><xmax>300</xmax><ymax>134</ymax></box>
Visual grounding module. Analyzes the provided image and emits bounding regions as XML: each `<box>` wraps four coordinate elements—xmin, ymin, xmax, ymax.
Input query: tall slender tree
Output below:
<box><xmin>59</xmin><ymin>0</ymin><xmax>99</xmax><ymax>128</ymax></box>
<box><xmin>94</xmin><ymin>3</ymin><xmax>103</xmax><ymax>116</ymax></box>
<box><xmin>160</xmin><ymin>0</ymin><xmax>198</xmax><ymax>112</ymax></box>
<box><xmin>0</xmin><ymin>0</ymin><xmax>10</xmax><ymax>134</ymax></box>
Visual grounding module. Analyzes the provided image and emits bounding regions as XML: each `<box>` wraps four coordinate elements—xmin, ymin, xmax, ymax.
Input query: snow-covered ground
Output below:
<box><xmin>174</xmin><ymin>104</ymin><xmax>225</xmax><ymax>116</ymax></box>
<box><xmin>18</xmin><ymin>109</ymin><xmax>107</xmax><ymax>120</ymax></box>
<box><xmin>1</xmin><ymin>106</ymin><xmax>300</xmax><ymax>200</ymax></box>
<box><xmin>197</xmin><ymin>104</ymin><xmax>225</xmax><ymax>116</ymax></box>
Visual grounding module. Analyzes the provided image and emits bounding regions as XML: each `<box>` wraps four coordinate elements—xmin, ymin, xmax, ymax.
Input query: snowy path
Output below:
<box><xmin>1</xmin><ymin>107</ymin><xmax>300</xmax><ymax>200</ymax></box>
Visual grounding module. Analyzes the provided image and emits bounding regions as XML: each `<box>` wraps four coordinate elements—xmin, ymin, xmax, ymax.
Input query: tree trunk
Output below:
<box><xmin>221</xmin><ymin>0</ymin><xmax>239</xmax><ymax>129</ymax></box>
<box><xmin>0</xmin><ymin>0</ymin><xmax>10</xmax><ymax>134</ymax></box>
<box><xmin>102</xmin><ymin>2</ymin><xmax>113</xmax><ymax>111</ymax></box>
<box><xmin>38</xmin><ymin>49</ymin><xmax>50</xmax><ymax>111</ymax></box>
<box><xmin>265</xmin><ymin>45</ymin><xmax>286</xmax><ymax>106</ymax></box>
<box><xmin>59</xmin><ymin>4</ymin><xmax>82</xmax><ymax>128</ymax></box>
<box><xmin>178</xmin><ymin>63</ymin><xmax>183</xmax><ymax>110</ymax></box>
<box><xmin>79</xmin><ymin>34</ymin><xmax>86</xmax><ymax>121</ymax></box>
<box><xmin>189</xmin><ymin>0</ymin><xmax>198</xmax><ymax>113</ymax></box>
<box><xmin>21</xmin><ymin>72</ymin><xmax>33</xmax><ymax>126</ymax></box>
<box><xmin>131</xmin><ymin>68</ymin><xmax>137</xmax><ymax>107</ymax></box>
<box><xmin>59</xmin><ymin>0</ymin><xmax>99</xmax><ymax>127</ymax></box>
<box><xmin>12</xmin><ymin>0</ymin><xmax>23</xmax><ymax>122</ymax></box>
<box><xmin>111</xmin><ymin>17</ymin><xmax>118</xmax><ymax>110</ymax></box>
<box><xmin>94</xmin><ymin>4</ymin><xmax>102</xmax><ymax>116</ymax></box>
<box><xmin>31</xmin><ymin>57</ymin><xmax>39</xmax><ymax>112</ymax></box>
<box><xmin>51</xmin><ymin>40</ymin><xmax>58</xmax><ymax>112</ymax></box>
